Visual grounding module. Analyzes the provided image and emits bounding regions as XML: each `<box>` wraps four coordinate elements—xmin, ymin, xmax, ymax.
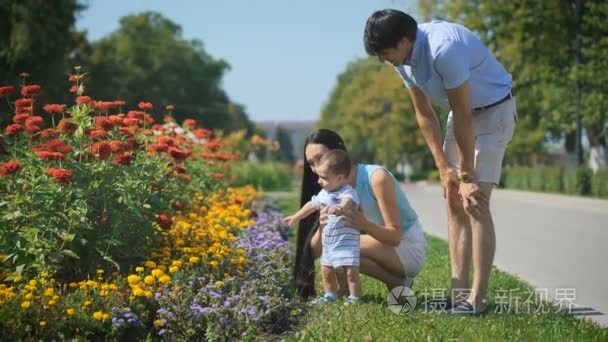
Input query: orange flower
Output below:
<box><xmin>6</xmin><ymin>124</ymin><xmax>25</xmax><ymax>136</ymax></box>
<box><xmin>214</xmin><ymin>173</ymin><xmax>224</xmax><ymax>181</ymax></box>
<box><xmin>43</xmin><ymin>104</ymin><xmax>66</xmax><ymax>115</ymax></box>
<box><xmin>0</xmin><ymin>86</ymin><xmax>15</xmax><ymax>98</ymax></box>
<box><xmin>76</xmin><ymin>96</ymin><xmax>94</xmax><ymax>107</ymax></box>
<box><xmin>57</xmin><ymin>119</ymin><xmax>78</xmax><ymax>134</ymax></box>
<box><xmin>113</xmin><ymin>152</ymin><xmax>132</xmax><ymax>166</ymax></box>
<box><xmin>0</xmin><ymin>160</ymin><xmax>21</xmax><ymax>177</ymax></box>
<box><xmin>168</xmin><ymin>147</ymin><xmax>190</xmax><ymax>162</ymax></box>
<box><xmin>21</xmin><ymin>84</ymin><xmax>41</xmax><ymax>97</ymax></box>
<box><xmin>183</xmin><ymin>119</ymin><xmax>196</xmax><ymax>128</ymax></box>
<box><xmin>12</xmin><ymin>113</ymin><xmax>30</xmax><ymax>124</ymax></box>
<box><xmin>25</xmin><ymin>116</ymin><xmax>44</xmax><ymax>128</ymax></box>
<box><xmin>35</xmin><ymin>151</ymin><xmax>65</xmax><ymax>161</ymax></box>
<box><xmin>46</xmin><ymin>167</ymin><xmax>73</xmax><ymax>185</ymax></box>
<box><xmin>91</xmin><ymin>141</ymin><xmax>112</xmax><ymax>160</ymax></box>
<box><xmin>138</xmin><ymin>102</ymin><xmax>153</xmax><ymax>111</ymax></box>
<box><xmin>157</xmin><ymin>212</ymin><xmax>172</xmax><ymax>230</ymax></box>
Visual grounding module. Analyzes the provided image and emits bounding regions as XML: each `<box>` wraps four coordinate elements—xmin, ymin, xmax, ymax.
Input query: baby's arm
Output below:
<box><xmin>282</xmin><ymin>201</ymin><xmax>319</xmax><ymax>226</ymax></box>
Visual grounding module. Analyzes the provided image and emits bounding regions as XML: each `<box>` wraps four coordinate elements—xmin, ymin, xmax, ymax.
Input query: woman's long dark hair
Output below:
<box><xmin>294</xmin><ymin>129</ymin><xmax>346</xmax><ymax>300</ymax></box>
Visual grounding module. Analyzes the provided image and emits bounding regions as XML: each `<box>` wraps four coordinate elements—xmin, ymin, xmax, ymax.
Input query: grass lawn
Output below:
<box><xmin>271</xmin><ymin>191</ymin><xmax>608</xmax><ymax>341</ymax></box>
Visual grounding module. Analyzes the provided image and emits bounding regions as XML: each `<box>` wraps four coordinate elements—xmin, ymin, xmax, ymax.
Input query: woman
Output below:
<box><xmin>294</xmin><ymin>129</ymin><xmax>427</xmax><ymax>300</ymax></box>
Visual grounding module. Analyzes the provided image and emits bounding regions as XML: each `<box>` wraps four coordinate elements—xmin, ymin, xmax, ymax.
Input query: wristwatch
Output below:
<box><xmin>460</xmin><ymin>172</ymin><xmax>474</xmax><ymax>184</ymax></box>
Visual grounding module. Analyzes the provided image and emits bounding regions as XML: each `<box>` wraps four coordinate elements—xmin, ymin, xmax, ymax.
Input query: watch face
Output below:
<box><xmin>461</xmin><ymin>174</ymin><xmax>473</xmax><ymax>183</ymax></box>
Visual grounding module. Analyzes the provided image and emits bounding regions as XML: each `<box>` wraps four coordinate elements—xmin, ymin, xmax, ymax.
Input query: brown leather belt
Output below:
<box><xmin>474</xmin><ymin>91</ymin><xmax>514</xmax><ymax>112</ymax></box>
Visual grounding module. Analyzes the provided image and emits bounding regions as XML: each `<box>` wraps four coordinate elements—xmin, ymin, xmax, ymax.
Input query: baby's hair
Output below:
<box><xmin>318</xmin><ymin>149</ymin><xmax>352</xmax><ymax>177</ymax></box>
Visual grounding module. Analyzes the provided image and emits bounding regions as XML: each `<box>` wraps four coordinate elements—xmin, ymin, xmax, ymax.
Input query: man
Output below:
<box><xmin>364</xmin><ymin>9</ymin><xmax>517</xmax><ymax>315</ymax></box>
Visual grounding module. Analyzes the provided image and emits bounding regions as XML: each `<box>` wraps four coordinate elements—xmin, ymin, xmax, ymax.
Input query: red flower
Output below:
<box><xmin>6</xmin><ymin>124</ymin><xmax>25</xmax><ymax>136</ymax></box>
<box><xmin>46</xmin><ymin>167</ymin><xmax>73</xmax><ymax>185</ymax></box>
<box><xmin>214</xmin><ymin>173</ymin><xmax>224</xmax><ymax>181</ymax></box>
<box><xmin>166</xmin><ymin>105</ymin><xmax>174</xmax><ymax>111</ymax></box>
<box><xmin>113</xmin><ymin>100</ymin><xmax>126</xmax><ymax>107</ymax></box>
<box><xmin>144</xmin><ymin>114</ymin><xmax>155</xmax><ymax>125</ymax></box>
<box><xmin>157</xmin><ymin>136</ymin><xmax>175</xmax><ymax>147</ymax></box>
<box><xmin>127</xmin><ymin>110</ymin><xmax>145</xmax><ymax>121</ymax></box>
<box><xmin>183</xmin><ymin>119</ymin><xmax>196</xmax><ymax>128</ymax></box>
<box><xmin>94</xmin><ymin>117</ymin><xmax>114</xmax><ymax>131</ymax></box>
<box><xmin>148</xmin><ymin>143</ymin><xmax>169</xmax><ymax>154</ymax></box>
<box><xmin>57</xmin><ymin>119</ymin><xmax>77</xmax><ymax>134</ymax></box>
<box><xmin>152</xmin><ymin>124</ymin><xmax>164</xmax><ymax>132</ymax></box>
<box><xmin>12</xmin><ymin>113</ymin><xmax>30</xmax><ymax>124</ymax></box>
<box><xmin>69</xmin><ymin>85</ymin><xmax>78</xmax><ymax>93</ymax></box>
<box><xmin>68</xmin><ymin>75</ymin><xmax>77</xmax><ymax>82</ymax></box>
<box><xmin>26</xmin><ymin>125</ymin><xmax>41</xmax><ymax>136</ymax></box>
<box><xmin>174</xmin><ymin>165</ymin><xmax>187</xmax><ymax>174</ymax></box>
<box><xmin>168</xmin><ymin>147</ymin><xmax>190</xmax><ymax>162</ymax></box>
<box><xmin>163</xmin><ymin>115</ymin><xmax>174</xmax><ymax>123</ymax></box>
<box><xmin>91</xmin><ymin>141</ymin><xmax>112</xmax><ymax>160</ymax></box>
<box><xmin>138</xmin><ymin>102</ymin><xmax>153</xmax><ymax>111</ymax></box>
<box><xmin>126</xmin><ymin>137</ymin><xmax>138</xmax><ymax>150</ymax></box>
<box><xmin>43</xmin><ymin>104</ymin><xmax>66</xmax><ymax>115</ymax></box>
<box><xmin>157</xmin><ymin>212</ymin><xmax>172</xmax><ymax>230</ymax></box>
<box><xmin>113</xmin><ymin>151</ymin><xmax>132</xmax><ymax>166</ymax></box>
<box><xmin>0</xmin><ymin>86</ymin><xmax>15</xmax><ymax>98</ymax></box>
<box><xmin>21</xmin><ymin>84</ymin><xmax>41</xmax><ymax>97</ymax></box>
<box><xmin>0</xmin><ymin>160</ymin><xmax>21</xmax><ymax>177</ymax></box>
<box><xmin>108</xmin><ymin>115</ymin><xmax>124</xmax><ymax>126</ymax></box>
<box><xmin>76</xmin><ymin>96</ymin><xmax>94</xmax><ymax>107</ymax></box>
<box><xmin>109</xmin><ymin>140</ymin><xmax>126</xmax><ymax>153</ymax></box>
<box><xmin>87</xmin><ymin>129</ymin><xmax>109</xmax><ymax>140</ymax></box>
<box><xmin>40</xmin><ymin>128</ymin><xmax>60</xmax><ymax>140</ymax></box>
<box><xmin>15</xmin><ymin>98</ymin><xmax>34</xmax><ymax>110</ymax></box>
<box><xmin>122</xmin><ymin>118</ymin><xmax>139</xmax><ymax>126</ymax></box>
<box><xmin>25</xmin><ymin>116</ymin><xmax>44</xmax><ymax>128</ymax></box>
<box><xmin>193</xmin><ymin>128</ymin><xmax>212</xmax><ymax>139</ymax></box>
<box><xmin>171</xmin><ymin>200</ymin><xmax>185</xmax><ymax>210</ymax></box>
<box><xmin>95</xmin><ymin>101</ymin><xmax>116</xmax><ymax>113</ymax></box>
<box><xmin>35</xmin><ymin>151</ymin><xmax>65</xmax><ymax>161</ymax></box>
<box><xmin>205</xmin><ymin>140</ymin><xmax>221</xmax><ymax>152</ymax></box>
<box><xmin>43</xmin><ymin>139</ymin><xmax>73</xmax><ymax>154</ymax></box>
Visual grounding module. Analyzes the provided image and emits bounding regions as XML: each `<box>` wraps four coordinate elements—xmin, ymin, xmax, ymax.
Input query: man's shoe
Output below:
<box><xmin>343</xmin><ymin>296</ymin><xmax>363</xmax><ymax>306</ymax></box>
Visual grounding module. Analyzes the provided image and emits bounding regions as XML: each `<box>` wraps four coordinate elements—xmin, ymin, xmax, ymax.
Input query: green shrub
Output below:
<box><xmin>230</xmin><ymin>162</ymin><xmax>292</xmax><ymax>191</ymax></box>
<box><xmin>563</xmin><ymin>166</ymin><xmax>592</xmax><ymax>196</ymax></box>
<box><xmin>591</xmin><ymin>169</ymin><xmax>608</xmax><ymax>198</ymax></box>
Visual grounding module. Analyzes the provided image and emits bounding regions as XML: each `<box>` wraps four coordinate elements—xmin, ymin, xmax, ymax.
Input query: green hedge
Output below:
<box><xmin>230</xmin><ymin>161</ymin><xmax>293</xmax><ymax>191</ymax></box>
<box><xmin>503</xmin><ymin>166</ymin><xmax>608</xmax><ymax>198</ymax></box>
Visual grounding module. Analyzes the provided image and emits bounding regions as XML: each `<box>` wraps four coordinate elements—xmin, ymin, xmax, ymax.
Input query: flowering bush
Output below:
<box><xmin>0</xmin><ymin>69</ymin><xmax>238</xmax><ymax>280</ymax></box>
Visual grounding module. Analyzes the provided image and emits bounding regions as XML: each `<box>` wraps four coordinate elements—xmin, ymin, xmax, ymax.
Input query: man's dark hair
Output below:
<box><xmin>319</xmin><ymin>149</ymin><xmax>352</xmax><ymax>178</ymax></box>
<box><xmin>364</xmin><ymin>9</ymin><xmax>418</xmax><ymax>56</ymax></box>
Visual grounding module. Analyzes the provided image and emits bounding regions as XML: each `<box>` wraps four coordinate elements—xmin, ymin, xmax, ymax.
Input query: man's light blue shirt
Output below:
<box><xmin>396</xmin><ymin>20</ymin><xmax>512</xmax><ymax>109</ymax></box>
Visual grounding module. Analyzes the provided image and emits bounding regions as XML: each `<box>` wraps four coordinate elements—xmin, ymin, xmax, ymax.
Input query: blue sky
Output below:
<box><xmin>76</xmin><ymin>0</ymin><xmax>420</xmax><ymax>122</ymax></box>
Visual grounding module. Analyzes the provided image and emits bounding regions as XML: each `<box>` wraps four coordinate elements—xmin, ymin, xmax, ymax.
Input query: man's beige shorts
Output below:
<box><xmin>443</xmin><ymin>97</ymin><xmax>517</xmax><ymax>184</ymax></box>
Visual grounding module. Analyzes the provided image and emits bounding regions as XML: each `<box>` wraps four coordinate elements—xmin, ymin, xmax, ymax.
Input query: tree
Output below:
<box><xmin>418</xmin><ymin>0</ymin><xmax>607</xmax><ymax>167</ymax></box>
<box><xmin>0</xmin><ymin>0</ymin><xmax>85</xmax><ymax>126</ymax></box>
<box><xmin>274</xmin><ymin>125</ymin><xmax>295</xmax><ymax>165</ymax></box>
<box><xmin>84</xmin><ymin>12</ymin><xmax>254</xmax><ymax>133</ymax></box>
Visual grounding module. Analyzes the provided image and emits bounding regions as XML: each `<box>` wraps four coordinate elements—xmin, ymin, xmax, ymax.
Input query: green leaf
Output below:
<box><xmin>61</xmin><ymin>232</ymin><xmax>75</xmax><ymax>242</ymax></box>
<box><xmin>3</xmin><ymin>210</ymin><xmax>22</xmax><ymax>220</ymax></box>
<box><xmin>60</xmin><ymin>249</ymin><xmax>80</xmax><ymax>259</ymax></box>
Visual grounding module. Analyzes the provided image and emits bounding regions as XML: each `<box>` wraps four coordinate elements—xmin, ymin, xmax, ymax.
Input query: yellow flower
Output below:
<box><xmin>132</xmin><ymin>287</ymin><xmax>145</xmax><ymax>297</ymax></box>
<box><xmin>145</xmin><ymin>260</ymin><xmax>157</xmax><ymax>269</ymax></box>
<box><xmin>83</xmin><ymin>300</ymin><xmax>92</xmax><ymax>307</ymax></box>
<box><xmin>24</xmin><ymin>293</ymin><xmax>33</xmax><ymax>300</ymax></box>
<box><xmin>135</xmin><ymin>267</ymin><xmax>144</xmax><ymax>273</ymax></box>
<box><xmin>66</xmin><ymin>308</ymin><xmax>75</xmax><ymax>316</ymax></box>
<box><xmin>214</xmin><ymin>281</ymin><xmax>224</xmax><ymax>288</ymax></box>
<box><xmin>189</xmin><ymin>256</ymin><xmax>200</xmax><ymax>264</ymax></box>
<box><xmin>28</xmin><ymin>279</ymin><xmax>37</xmax><ymax>287</ymax></box>
<box><xmin>151</xmin><ymin>269</ymin><xmax>164</xmax><ymax>278</ymax></box>
<box><xmin>159</xmin><ymin>275</ymin><xmax>171</xmax><ymax>285</ymax></box>
<box><xmin>39</xmin><ymin>321</ymin><xmax>46</xmax><ymax>327</ymax></box>
<box><xmin>169</xmin><ymin>266</ymin><xmax>179</xmax><ymax>274</ymax></box>
<box><xmin>48</xmin><ymin>300</ymin><xmax>57</xmax><ymax>306</ymax></box>
<box><xmin>13</xmin><ymin>275</ymin><xmax>22</xmax><ymax>283</ymax></box>
<box><xmin>44</xmin><ymin>288</ymin><xmax>55</xmax><ymax>297</ymax></box>
<box><xmin>144</xmin><ymin>276</ymin><xmax>155</xmax><ymax>285</ymax></box>
<box><xmin>40</xmin><ymin>272</ymin><xmax>48</xmax><ymax>278</ymax></box>
<box><xmin>127</xmin><ymin>275</ymin><xmax>141</xmax><ymax>285</ymax></box>
<box><xmin>144</xmin><ymin>290</ymin><xmax>153</xmax><ymax>298</ymax></box>
<box><xmin>93</xmin><ymin>311</ymin><xmax>104</xmax><ymax>320</ymax></box>
<box><xmin>154</xmin><ymin>319</ymin><xmax>164</xmax><ymax>328</ymax></box>
<box><xmin>102</xmin><ymin>313</ymin><xmax>110</xmax><ymax>320</ymax></box>
<box><xmin>21</xmin><ymin>301</ymin><xmax>31</xmax><ymax>309</ymax></box>
<box><xmin>96</xmin><ymin>269</ymin><xmax>104</xmax><ymax>275</ymax></box>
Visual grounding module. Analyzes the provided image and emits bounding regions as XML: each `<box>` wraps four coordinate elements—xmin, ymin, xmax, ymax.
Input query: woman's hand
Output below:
<box><xmin>342</xmin><ymin>206</ymin><xmax>369</xmax><ymax>232</ymax></box>
<box><xmin>319</xmin><ymin>206</ymin><xmax>329</xmax><ymax>228</ymax></box>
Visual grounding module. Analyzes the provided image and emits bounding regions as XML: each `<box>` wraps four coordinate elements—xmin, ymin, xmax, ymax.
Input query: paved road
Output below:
<box><xmin>403</xmin><ymin>182</ymin><xmax>608</xmax><ymax>327</ymax></box>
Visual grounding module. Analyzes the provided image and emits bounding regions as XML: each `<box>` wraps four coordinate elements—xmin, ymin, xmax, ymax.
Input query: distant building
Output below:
<box><xmin>256</xmin><ymin>120</ymin><xmax>316</xmax><ymax>161</ymax></box>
